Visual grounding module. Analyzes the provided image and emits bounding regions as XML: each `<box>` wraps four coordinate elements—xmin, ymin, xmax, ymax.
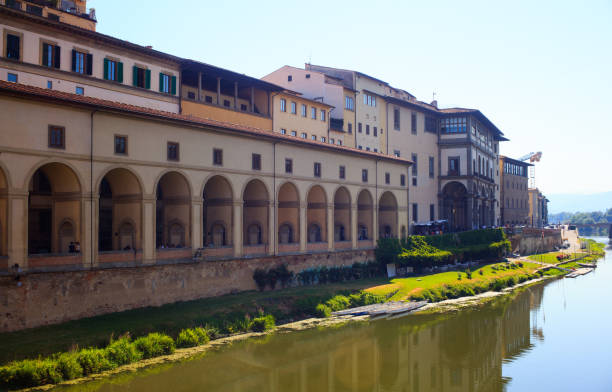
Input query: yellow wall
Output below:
<box><xmin>181</xmin><ymin>100</ymin><xmax>272</xmax><ymax>131</ymax></box>
<box><xmin>272</xmin><ymin>92</ymin><xmax>330</xmax><ymax>142</ymax></box>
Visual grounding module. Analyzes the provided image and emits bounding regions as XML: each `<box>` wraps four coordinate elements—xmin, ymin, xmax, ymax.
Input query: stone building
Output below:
<box><xmin>528</xmin><ymin>188</ymin><xmax>549</xmax><ymax>228</ymax></box>
<box><xmin>499</xmin><ymin>156</ymin><xmax>531</xmax><ymax>226</ymax></box>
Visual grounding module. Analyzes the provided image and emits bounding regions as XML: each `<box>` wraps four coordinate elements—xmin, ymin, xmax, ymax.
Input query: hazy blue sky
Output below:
<box><xmin>92</xmin><ymin>0</ymin><xmax>611</xmax><ymax>195</ymax></box>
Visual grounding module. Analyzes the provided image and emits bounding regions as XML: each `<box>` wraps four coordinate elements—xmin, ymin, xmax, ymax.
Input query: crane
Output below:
<box><xmin>519</xmin><ymin>151</ymin><xmax>542</xmax><ymax>188</ymax></box>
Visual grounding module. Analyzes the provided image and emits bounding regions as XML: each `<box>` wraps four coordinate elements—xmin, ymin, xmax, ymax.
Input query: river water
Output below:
<box><xmin>57</xmin><ymin>237</ymin><xmax>612</xmax><ymax>392</ymax></box>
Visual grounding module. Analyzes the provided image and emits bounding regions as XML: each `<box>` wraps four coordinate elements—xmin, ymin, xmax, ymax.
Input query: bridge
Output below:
<box><xmin>567</xmin><ymin>222</ymin><xmax>612</xmax><ymax>238</ymax></box>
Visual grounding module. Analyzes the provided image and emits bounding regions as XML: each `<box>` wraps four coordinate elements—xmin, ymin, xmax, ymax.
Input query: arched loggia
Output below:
<box><xmin>307</xmin><ymin>185</ymin><xmax>327</xmax><ymax>244</ymax></box>
<box><xmin>277</xmin><ymin>182</ymin><xmax>299</xmax><ymax>249</ymax></box>
<box><xmin>378</xmin><ymin>191</ymin><xmax>398</xmax><ymax>238</ymax></box>
<box><xmin>243</xmin><ymin>179</ymin><xmax>269</xmax><ymax>252</ymax></box>
<box><xmin>333</xmin><ymin>187</ymin><xmax>351</xmax><ymax>243</ymax></box>
<box><xmin>156</xmin><ymin>172</ymin><xmax>191</xmax><ymax>249</ymax></box>
<box><xmin>357</xmin><ymin>189</ymin><xmax>373</xmax><ymax>243</ymax></box>
<box><xmin>203</xmin><ymin>175</ymin><xmax>233</xmax><ymax>248</ymax></box>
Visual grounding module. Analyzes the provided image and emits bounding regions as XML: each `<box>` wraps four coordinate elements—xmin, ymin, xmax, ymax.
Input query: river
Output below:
<box><xmin>56</xmin><ymin>237</ymin><xmax>612</xmax><ymax>392</ymax></box>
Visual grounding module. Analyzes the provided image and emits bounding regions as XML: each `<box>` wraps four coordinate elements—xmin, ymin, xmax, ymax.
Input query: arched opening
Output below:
<box><xmin>28</xmin><ymin>163</ymin><xmax>81</xmax><ymax>255</ymax></box>
<box><xmin>333</xmin><ymin>187</ymin><xmax>351</xmax><ymax>243</ymax></box>
<box><xmin>378</xmin><ymin>191</ymin><xmax>398</xmax><ymax>238</ymax></box>
<box><xmin>277</xmin><ymin>182</ymin><xmax>299</xmax><ymax>248</ymax></box>
<box><xmin>442</xmin><ymin>181</ymin><xmax>468</xmax><ymax>232</ymax></box>
<box><xmin>243</xmin><ymin>179</ymin><xmax>269</xmax><ymax>250</ymax></box>
<box><xmin>98</xmin><ymin>168</ymin><xmax>142</xmax><ymax>253</ymax></box>
<box><xmin>156</xmin><ymin>172</ymin><xmax>191</xmax><ymax>249</ymax></box>
<box><xmin>0</xmin><ymin>167</ymin><xmax>8</xmax><ymax>257</ymax></box>
<box><xmin>307</xmin><ymin>185</ymin><xmax>327</xmax><ymax>244</ymax></box>
<box><xmin>203</xmin><ymin>176</ymin><xmax>233</xmax><ymax>248</ymax></box>
<box><xmin>357</xmin><ymin>190</ymin><xmax>373</xmax><ymax>242</ymax></box>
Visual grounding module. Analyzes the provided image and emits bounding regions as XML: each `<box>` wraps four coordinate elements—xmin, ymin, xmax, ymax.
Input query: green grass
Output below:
<box><xmin>0</xmin><ymin>277</ymin><xmax>386</xmax><ymax>365</ymax></box>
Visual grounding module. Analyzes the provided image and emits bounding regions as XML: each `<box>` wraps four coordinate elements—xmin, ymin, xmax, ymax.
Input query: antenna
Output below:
<box><xmin>432</xmin><ymin>92</ymin><xmax>436</xmax><ymax>101</ymax></box>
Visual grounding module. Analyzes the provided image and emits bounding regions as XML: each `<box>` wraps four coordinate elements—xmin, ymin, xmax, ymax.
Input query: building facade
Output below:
<box><xmin>528</xmin><ymin>188</ymin><xmax>549</xmax><ymax>228</ymax></box>
<box><xmin>499</xmin><ymin>156</ymin><xmax>531</xmax><ymax>226</ymax></box>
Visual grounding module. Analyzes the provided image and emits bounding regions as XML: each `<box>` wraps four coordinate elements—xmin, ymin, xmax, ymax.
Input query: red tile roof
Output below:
<box><xmin>0</xmin><ymin>80</ymin><xmax>412</xmax><ymax>165</ymax></box>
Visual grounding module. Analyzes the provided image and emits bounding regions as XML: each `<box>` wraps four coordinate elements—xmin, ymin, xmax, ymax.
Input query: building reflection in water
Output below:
<box><xmin>62</xmin><ymin>285</ymin><xmax>546</xmax><ymax>392</ymax></box>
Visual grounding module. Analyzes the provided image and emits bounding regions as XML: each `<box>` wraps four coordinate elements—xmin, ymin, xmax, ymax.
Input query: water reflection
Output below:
<box><xmin>57</xmin><ymin>284</ymin><xmax>546</xmax><ymax>392</ymax></box>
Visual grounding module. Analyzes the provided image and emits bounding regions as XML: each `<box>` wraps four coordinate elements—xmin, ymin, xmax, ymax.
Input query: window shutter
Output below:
<box><xmin>145</xmin><ymin>69</ymin><xmax>151</xmax><ymax>89</ymax></box>
<box><xmin>159</xmin><ymin>72</ymin><xmax>163</xmax><ymax>92</ymax></box>
<box><xmin>42</xmin><ymin>43</ymin><xmax>49</xmax><ymax>66</ymax></box>
<box><xmin>171</xmin><ymin>76</ymin><xmax>177</xmax><ymax>95</ymax></box>
<box><xmin>132</xmin><ymin>66</ymin><xmax>138</xmax><ymax>87</ymax></box>
<box><xmin>117</xmin><ymin>62</ymin><xmax>123</xmax><ymax>83</ymax></box>
<box><xmin>54</xmin><ymin>45</ymin><xmax>61</xmax><ymax>68</ymax></box>
<box><xmin>71</xmin><ymin>49</ymin><xmax>77</xmax><ymax>72</ymax></box>
<box><xmin>103</xmin><ymin>58</ymin><xmax>109</xmax><ymax>80</ymax></box>
<box><xmin>86</xmin><ymin>53</ymin><xmax>93</xmax><ymax>75</ymax></box>
<box><xmin>8</xmin><ymin>35</ymin><xmax>20</xmax><ymax>60</ymax></box>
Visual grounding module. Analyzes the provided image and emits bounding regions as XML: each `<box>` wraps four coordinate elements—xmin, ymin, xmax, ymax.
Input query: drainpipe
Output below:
<box><xmin>90</xmin><ymin>110</ymin><xmax>98</xmax><ymax>269</ymax></box>
<box><xmin>273</xmin><ymin>142</ymin><xmax>277</xmax><ymax>255</ymax></box>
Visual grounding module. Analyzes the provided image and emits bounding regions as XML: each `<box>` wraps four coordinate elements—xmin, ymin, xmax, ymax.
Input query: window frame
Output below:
<box><xmin>290</xmin><ymin>101</ymin><xmax>297</xmax><ymax>114</ymax></box>
<box><xmin>411</xmin><ymin>113</ymin><xmax>417</xmax><ymax>134</ymax></box>
<box><xmin>40</xmin><ymin>40</ymin><xmax>60</xmax><ymax>69</ymax></box>
<box><xmin>429</xmin><ymin>156</ymin><xmax>435</xmax><ymax>178</ymax></box>
<box><xmin>285</xmin><ymin>158</ymin><xmax>293</xmax><ymax>174</ymax></box>
<box><xmin>114</xmin><ymin>134</ymin><xmax>128</xmax><ymax>155</ymax></box>
<box><xmin>4</xmin><ymin>30</ymin><xmax>23</xmax><ymax>61</ymax></box>
<box><xmin>448</xmin><ymin>156</ymin><xmax>460</xmax><ymax>176</ymax></box>
<box><xmin>280</xmin><ymin>98</ymin><xmax>286</xmax><ymax>112</ymax></box>
<box><xmin>48</xmin><ymin>125</ymin><xmax>66</xmax><ymax>149</ymax></box>
<box><xmin>313</xmin><ymin>162</ymin><xmax>322</xmax><ymax>178</ymax></box>
<box><xmin>213</xmin><ymin>148</ymin><xmax>223</xmax><ymax>166</ymax></box>
<box><xmin>251</xmin><ymin>153</ymin><xmax>261</xmax><ymax>171</ymax></box>
<box><xmin>385</xmin><ymin>172</ymin><xmax>390</xmax><ymax>184</ymax></box>
<box><xmin>339</xmin><ymin>165</ymin><xmax>346</xmax><ymax>179</ymax></box>
<box><xmin>167</xmin><ymin>142</ymin><xmax>180</xmax><ymax>161</ymax></box>
<box><xmin>362</xmin><ymin>169</ymin><xmax>368</xmax><ymax>183</ymax></box>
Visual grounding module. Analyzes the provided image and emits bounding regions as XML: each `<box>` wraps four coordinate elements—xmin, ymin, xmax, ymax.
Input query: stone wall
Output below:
<box><xmin>509</xmin><ymin>229</ymin><xmax>562</xmax><ymax>255</ymax></box>
<box><xmin>0</xmin><ymin>249</ymin><xmax>373</xmax><ymax>333</ymax></box>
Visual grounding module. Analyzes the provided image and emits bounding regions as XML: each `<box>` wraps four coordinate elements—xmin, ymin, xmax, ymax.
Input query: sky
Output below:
<box><xmin>91</xmin><ymin>0</ymin><xmax>612</xmax><ymax>196</ymax></box>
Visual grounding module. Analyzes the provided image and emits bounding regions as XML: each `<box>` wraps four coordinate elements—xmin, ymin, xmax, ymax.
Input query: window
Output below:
<box><xmin>430</xmin><ymin>204</ymin><xmax>435</xmax><ymax>221</ymax></box>
<box><xmin>285</xmin><ymin>158</ymin><xmax>293</xmax><ymax>174</ymax></box>
<box><xmin>347</xmin><ymin>123</ymin><xmax>352</xmax><ymax>133</ymax></box>
<box><xmin>400</xmin><ymin>174</ymin><xmax>406</xmax><ymax>186</ymax></box>
<box><xmin>301</xmin><ymin>104</ymin><xmax>307</xmax><ymax>117</ymax></box>
<box><xmin>385</xmin><ymin>172</ymin><xmax>390</xmax><ymax>184</ymax></box>
<box><xmin>300</xmin><ymin>132</ymin><xmax>307</xmax><ymax>139</ymax></box>
<box><xmin>42</xmin><ymin>43</ymin><xmax>60</xmax><ymax>69</ymax></box>
<box><xmin>287</xmin><ymin>75</ymin><xmax>292</xmax><ymax>82</ymax></box>
<box><xmin>290</xmin><ymin>101</ymin><xmax>296</xmax><ymax>114</ymax></box>
<box><xmin>6</xmin><ymin>33</ymin><xmax>20</xmax><ymax>60</ymax></box>
<box><xmin>291</xmin><ymin>130</ymin><xmax>297</xmax><ymax>136</ymax></box>
<box><xmin>358</xmin><ymin>145</ymin><xmax>362</xmax><ymax>150</ymax></box>
<box><xmin>411</xmin><ymin>113</ymin><xmax>417</xmax><ymax>134</ymax></box>
<box><xmin>252</xmin><ymin>153</ymin><xmax>261</xmax><ymax>170</ymax></box>
<box><xmin>373</xmin><ymin>127</ymin><xmax>378</xmax><ymax>137</ymax></box>
<box><xmin>366</xmin><ymin>147</ymin><xmax>370</xmax><ymax>151</ymax></box>
<box><xmin>7</xmin><ymin>73</ymin><xmax>17</xmax><ymax>83</ymax></box>
<box><xmin>440</xmin><ymin>117</ymin><xmax>467</xmax><ymax>133</ymax></box>
<box><xmin>305</xmin><ymin>73</ymin><xmax>310</xmax><ymax>78</ymax></box>
<box><xmin>362</xmin><ymin>169</ymin><xmax>368</xmax><ymax>182</ymax></box>
<box><xmin>241</xmin><ymin>104</ymin><xmax>247</xmax><ymax>111</ymax></box>
<box><xmin>223</xmin><ymin>100</ymin><xmax>230</xmax><ymax>107</ymax></box>
<box><xmin>314</xmin><ymin>162</ymin><xmax>321</xmax><ymax>177</ymax></box>
<box><xmin>412</xmin><ymin>177</ymin><xmax>417</xmax><ymax>186</ymax></box>
<box><xmin>394</xmin><ymin>150</ymin><xmax>400</xmax><ymax>157</ymax></box>
<box><xmin>366</xmin><ymin>125</ymin><xmax>370</xmax><ymax>135</ymax></box>
<box><xmin>213</xmin><ymin>148</ymin><xmax>223</xmax><ymax>166</ymax></box>
<box><xmin>132</xmin><ymin>66</ymin><xmax>150</xmax><ymax>89</ymax></box>
<box><xmin>48</xmin><ymin>126</ymin><xmax>65</xmax><ymax>149</ymax></box>
<box><xmin>280</xmin><ymin>128</ymin><xmax>287</xmax><ymax>135</ymax></box>
<box><xmin>320</xmin><ymin>109</ymin><xmax>325</xmax><ymax>121</ymax></box>
<box><xmin>311</xmin><ymin>135</ymin><xmax>316</xmax><ymax>141</ymax></box>
<box><xmin>412</xmin><ymin>204</ymin><xmax>418</xmax><ymax>222</ymax></box>
<box><xmin>374</xmin><ymin>148</ymin><xmax>377</xmax><ymax>152</ymax></box>
<box><xmin>311</xmin><ymin>107</ymin><xmax>316</xmax><ymax>119</ymax></box>
<box><xmin>425</xmin><ymin>117</ymin><xmax>437</xmax><ymax>133</ymax></box>
<box><xmin>358</xmin><ymin>123</ymin><xmax>362</xmax><ymax>133</ymax></box>
<box><xmin>75</xmin><ymin>86</ymin><xmax>84</xmax><ymax>95</ymax></box>
<box><xmin>345</xmin><ymin>96</ymin><xmax>354</xmax><ymax>110</ymax></box>
<box><xmin>339</xmin><ymin>165</ymin><xmax>345</xmax><ymax>179</ymax></box>
<box><xmin>449</xmin><ymin>157</ymin><xmax>460</xmax><ymax>176</ymax></box>
<box><xmin>411</xmin><ymin>153</ymin><xmax>418</xmax><ymax>176</ymax></box>
<box><xmin>26</xmin><ymin>4</ymin><xmax>42</xmax><ymax>15</ymax></box>
<box><xmin>429</xmin><ymin>157</ymin><xmax>435</xmax><ymax>178</ymax></box>
<box><xmin>159</xmin><ymin>73</ymin><xmax>176</xmax><ymax>95</ymax></box>
<box><xmin>103</xmin><ymin>58</ymin><xmax>123</xmax><ymax>82</ymax></box>
<box><xmin>167</xmin><ymin>142</ymin><xmax>179</xmax><ymax>161</ymax></box>
<box><xmin>47</xmin><ymin>80</ymin><xmax>52</xmax><ymax>89</ymax></box>
<box><xmin>114</xmin><ymin>135</ymin><xmax>127</xmax><ymax>155</ymax></box>
<box><xmin>205</xmin><ymin>95</ymin><xmax>213</xmax><ymax>103</ymax></box>
<box><xmin>363</xmin><ymin>93</ymin><xmax>376</xmax><ymax>106</ymax></box>
<box><xmin>187</xmin><ymin>91</ymin><xmax>196</xmax><ymax>99</ymax></box>
<box><xmin>280</xmin><ymin>98</ymin><xmax>286</xmax><ymax>112</ymax></box>
<box><xmin>321</xmin><ymin>136</ymin><xmax>326</xmax><ymax>142</ymax></box>
<box><xmin>337</xmin><ymin>140</ymin><xmax>342</xmax><ymax>146</ymax></box>
<box><xmin>393</xmin><ymin>108</ymin><xmax>400</xmax><ymax>130</ymax></box>
<box><xmin>330</xmin><ymin>138</ymin><xmax>335</xmax><ymax>144</ymax></box>
<box><xmin>72</xmin><ymin>50</ymin><xmax>92</xmax><ymax>75</ymax></box>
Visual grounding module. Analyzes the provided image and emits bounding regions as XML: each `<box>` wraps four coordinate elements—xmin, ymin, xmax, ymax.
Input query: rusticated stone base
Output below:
<box><xmin>0</xmin><ymin>249</ymin><xmax>374</xmax><ymax>333</ymax></box>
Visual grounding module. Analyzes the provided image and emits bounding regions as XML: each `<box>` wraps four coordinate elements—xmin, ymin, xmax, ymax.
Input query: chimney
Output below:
<box><xmin>145</xmin><ymin>45</ymin><xmax>153</xmax><ymax>49</ymax></box>
<box><xmin>430</xmin><ymin>100</ymin><xmax>438</xmax><ymax>108</ymax></box>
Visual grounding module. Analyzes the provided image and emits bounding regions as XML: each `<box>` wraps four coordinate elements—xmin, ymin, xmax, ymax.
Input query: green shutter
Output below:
<box><xmin>103</xmin><ymin>58</ymin><xmax>109</xmax><ymax>80</ymax></box>
<box><xmin>145</xmin><ymin>69</ymin><xmax>151</xmax><ymax>89</ymax></box>
<box><xmin>117</xmin><ymin>62</ymin><xmax>123</xmax><ymax>83</ymax></box>
<box><xmin>132</xmin><ymin>66</ymin><xmax>138</xmax><ymax>87</ymax></box>
<box><xmin>159</xmin><ymin>72</ymin><xmax>164</xmax><ymax>93</ymax></box>
<box><xmin>171</xmin><ymin>76</ymin><xmax>177</xmax><ymax>95</ymax></box>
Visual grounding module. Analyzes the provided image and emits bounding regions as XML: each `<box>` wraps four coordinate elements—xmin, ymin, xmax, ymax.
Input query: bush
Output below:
<box><xmin>274</xmin><ymin>264</ymin><xmax>294</xmax><ymax>288</ymax></box>
<box><xmin>76</xmin><ymin>348</ymin><xmax>114</xmax><ymax>375</ymax></box>
<box><xmin>55</xmin><ymin>352</ymin><xmax>83</xmax><ymax>380</ymax></box>
<box><xmin>105</xmin><ymin>336</ymin><xmax>141</xmax><ymax>366</ymax></box>
<box><xmin>133</xmin><ymin>333</ymin><xmax>175</xmax><ymax>359</ymax></box>
<box><xmin>176</xmin><ymin>327</ymin><xmax>210</xmax><ymax>348</ymax></box>
<box><xmin>0</xmin><ymin>358</ymin><xmax>63</xmax><ymax>390</ymax></box>
<box><xmin>253</xmin><ymin>269</ymin><xmax>267</xmax><ymax>291</ymax></box>
<box><xmin>325</xmin><ymin>295</ymin><xmax>351</xmax><ymax>311</ymax></box>
<box><xmin>250</xmin><ymin>314</ymin><xmax>275</xmax><ymax>332</ymax></box>
<box><xmin>315</xmin><ymin>304</ymin><xmax>332</xmax><ymax>318</ymax></box>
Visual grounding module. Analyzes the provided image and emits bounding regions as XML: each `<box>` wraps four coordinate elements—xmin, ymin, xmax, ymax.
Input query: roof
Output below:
<box><xmin>0</xmin><ymin>80</ymin><xmax>411</xmax><ymax>166</ymax></box>
<box><xmin>0</xmin><ymin>6</ymin><xmax>182</xmax><ymax>64</ymax></box>
<box><xmin>384</xmin><ymin>95</ymin><xmax>440</xmax><ymax>114</ymax></box>
<box><xmin>440</xmin><ymin>108</ymin><xmax>509</xmax><ymax>141</ymax></box>
<box><xmin>305</xmin><ymin>63</ymin><xmax>389</xmax><ymax>86</ymax></box>
<box><xmin>182</xmin><ymin>59</ymin><xmax>286</xmax><ymax>92</ymax></box>
<box><xmin>499</xmin><ymin>155</ymin><xmax>534</xmax><ymax>167</ymax></box>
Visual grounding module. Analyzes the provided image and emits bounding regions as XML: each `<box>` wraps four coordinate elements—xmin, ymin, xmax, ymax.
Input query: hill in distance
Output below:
<box><xmin>546</xmin><ymin>191</ymin><xmax>612</xmax><ymax>214</ymax></box>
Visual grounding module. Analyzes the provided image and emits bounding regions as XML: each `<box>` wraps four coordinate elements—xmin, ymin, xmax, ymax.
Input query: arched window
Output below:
<box><xmin>58</xmin><ymin>221</ymin><xmax>75</xmax><ymax>253</ymax></box>
<box><xmin>210</xmin><ymin>223</ymin><xmax>226</xmax><ymax>247</ymax></box>
<box><xmin>308</xmin><ymin>224</ymin><xmax>322</xmax><ymax>243</ymax></box>
<box><xmin>358</xmin><ymin>225</ymin><xmax>369</xmax><ymax>240</ymax></box>
<box><xmin>334</xmin><ymin>224</ymin><xmax>346</xmax><ymax>242</ymax></box>
<box><xmin>118</xmin><ymin>221</ymin><xmax>135</xmax><ymax>250</ymax></box>
<box><xmin>247</xmin><ymin>223</ymin><xmax>262</xmax><ymax>245</ymax></box>
<box><xmin>279</xmin><ymin>223</ymin><xmax>293</xmax><ymax>244</ymax></box>
<box><xmin>169</xmin><ymin>222</ymin><xmax>185</xmax><ymax>248</ymax></box>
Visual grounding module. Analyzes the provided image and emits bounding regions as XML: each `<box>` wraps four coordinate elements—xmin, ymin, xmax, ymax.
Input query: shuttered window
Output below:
<box><xmin>132</xmin><ymin>66</ymin><xmax>150</xmax><ymax>89</ymax></box>
<box><xmin>103</xmin><ymin>58</ymin><xmax>123</xmax><ymax>82</ymax></box>
<box><xmin>42</xmin><ymin>43</ymin><xmax>60</xmax><ymax>68</ymax></box>
<box><xmin>71</xmin><ymin>50</ymin><xmax>92</xmax><ymax>75</ymax></box>
<box><xmin>159</xmin><ymin>73</ymin><xmax>176</xmax><ymax>94</ymax></box>
<box><xmin>6</xmin><ymin>34</ymin><xmax>20</xmax><ymax>60</ymax></box>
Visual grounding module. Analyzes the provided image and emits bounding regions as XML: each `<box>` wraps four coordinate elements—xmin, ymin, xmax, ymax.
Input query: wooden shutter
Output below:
<box><xmin>71</xmin><ymin>49</ymin><xmax>77</xmax><ymax>72</ymax></box>
<box><xmin>145</xmin><ymin>69</ymin><xmax>151</xmax><ymax>89</ymax></box>
<box><xmin>159</xmin><ymin>72</ymin><xmax>164</xmax><ymax>92</ymax></box>
<box><xmin>132</xmin><ymin>66</ymin><xmax>138</xmax><ymax>87</ymax></box>
<box><xmin>117</xmin><ymin>62</ymin><xmax>123</xmax><ymax>83</ymax></box>
<box><xmin>86</xmin><ymin>53</ymin><xmax>93</xmax><ymax>75</ymax></box>
<box><xmin>54</xmin><ymin>45</ymin><xmax>61</xmax><ymax>68</ymax></box>
<box><xmin>171</xmin><ymin>76</ymin><xmax>177</xmax><ymax>95</ymax></box>
<box><xmin>42</xmin><ymin>43</ymin><xmax>49</xmax><ymax>66</ymax></box>
<box><xmin>103</xmin><ymin>58</ymin><xmax>109</xmax><ymax>80</ymax></box>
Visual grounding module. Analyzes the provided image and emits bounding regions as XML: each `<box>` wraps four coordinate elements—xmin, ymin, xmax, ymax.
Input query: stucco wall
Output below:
<box><xmin>0</xmin><ymin>249</ymin><xmax>374</xmax><ymax>332</ymax></box>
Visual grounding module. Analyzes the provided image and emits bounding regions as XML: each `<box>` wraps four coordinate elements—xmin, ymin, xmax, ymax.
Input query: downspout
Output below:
<box><xmin>385</xmin><ymin>101</ymin><xmax>389</xmax><ymax>154</ymax></box>
<box><xmin>273</xmin><ymin>142</ymin><xmax>277</xmax><ymax>255</ymax></box>
<box><xmin>90</xmin><ymin>110</ymin><xmax>98</xmax><ymax>269</ymax></box>
<box><xmin>375</xmin><ymin>159</ymin><xmax>378</xmax><ymax>240</ymax></box>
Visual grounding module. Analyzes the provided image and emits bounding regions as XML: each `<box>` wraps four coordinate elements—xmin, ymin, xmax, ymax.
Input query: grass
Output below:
<box><xmin>527</xmin><ymin>251</ymin><xmax>587</xmax><ymax>264</ymax></box>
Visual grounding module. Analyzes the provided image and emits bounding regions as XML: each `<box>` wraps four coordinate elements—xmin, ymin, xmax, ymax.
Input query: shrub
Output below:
<box><xmin>176</xmin><ymin>327</ymin><xmax>210</xmax><ymax>348</ymax></box>
<box><xmin>105</xmin><ymin>336</ymin><xmax>141</xmax><ymax>366</ymax></box>
<box><xmin>457</xmin><ymin>273</ymin><xmax>462</xmax><ymax>281</ymax></box>
<box><xmin>0</xmin><ymin>358</ymin><xmax>63</xmax><ymax>390</ymax></box>
<box><xmin>325</xmin><ymin>295</ymin><xmax>351</xmax><ymax>311</ymax></box>
<box><xmin>479</xmin><ymin>269</ymin><xmax>484</xmax><ymax>275</ymax></box>
<box><xmin>465</xmin><ymin>268</ymin><xmax>472</xmax><ymax>279</ymax></box>
<box><xmin>250</xmin><ymin>314</ymin><xmax>275</xmax><ymax>332</ymax></box>
<box><xmin>76</xmin><ymin>348</ymin><xmax>114</xmax><ymax>375</ymax></box>
<box><xmin>315</xmin><ymin>304</ymin><xmax>332</xmax><ymax>318</ymax></box>
<box><xmin>133</xmin><ymin>333</ymin><xmax>175</xmax><ymax>359</ymax></box>
<box><xmin>253</xmin><ymin>269</ymin><xmax>267</xmax><ymax>291</ymax></box>
<box><xmin>55</xmin><ymin>352</ymin><xmax>83</xmax><ymax>380</ymax></box>
<box><xmin>274</xmin><ymin>264</ymin><xmax>294</xmax><ymax>288</ymax></box>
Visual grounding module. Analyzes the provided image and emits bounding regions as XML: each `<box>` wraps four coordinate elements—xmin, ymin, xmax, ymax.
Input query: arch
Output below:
<box><xmin>0</xmin><ymin>165</ymin><xmax>8</xmax><ymax>256</ymax></box>
<box><xmin>333</xmin><ymin>186</ymin><xmax>351</xmax><ymax>242</ymax></box>
<box><xmin>357</xmin><ymin>189</ymin><xmax>373</xmax><ymax>241</ymax></box>
<box><xmin>277</xmin><ymin>182</ymin><xmax>300</xmax><ymax>244</ymax></box>
<box><xmin>307</xmin><ymin>185</ymin><xmax>327</xmax><ymax>243</ymax></box>
<box><xmin>156</xmin><ymin>171</ymin><xmax>191</xmax><ymax>249</ymax></box>
<box><xmin>95</xmin><ymin>165</ymin><xmax>145</xmax><ymax>197</ymax></box>
<box><xmin>243</xmin><ymin>179</ymin><xmax>269</xmax><ymax>247</ymax></box>
<box><xmin>203</xmin><ymin>175</ymin><xmax>233</xmax><ymax>248</ymax></box>
<box><xmin>98</xmin><ymin>168</ymin><xmax>143</xmax><ymax>252</ymax></box>
<box><xmin>441</xmin><ymin>181</ymin><xmax>468</xmax><ymax>231</ymax></box>
<box><xmin>28</xmin><ymin>162</ymin><xmax>82</xmax><ymax>254</ymax></box>
<box><xmin>378</xmin><ymin>191</ymin><xmax>398</xmax><ymax>238</ymax></box>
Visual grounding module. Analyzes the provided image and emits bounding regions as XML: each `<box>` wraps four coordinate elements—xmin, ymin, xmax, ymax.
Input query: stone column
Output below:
<box><xmin>299</xmin><ymin>201</ymin><xmax>307</xmax><ymax>252</ymax></box>
<box><xmin>7</xmin><ymin>191</ymin><xmax>28</xmax><ymax>270</ymax></box>
<box><xmin>373</xmin><ymin>202</ymin><xmax>379</xmax><ymax>243</ymax></box>
<box><xmin>466</xmin><ymin>196</ymin><xmax>473</xmax><ymax>232</ymax></box>
<box><xmin>191</xmin><ymin>198</ymin><xmax>202</xmax><ymax>250</ymax></box>
<box><xmin>351</xmin><ymin>203</ymin><xmax>358</xmax><ymax>249</ymax></box>
<box><xmin>233</xmin><ymin>200</ymin><xmax>242</xmax><ymax>257</ymax></box>
<box><xmin>327</xmin><ymin>203</ymin><xmax>334</xmax><ymax>251</ymax></box>
<box><xmin>81</xmin><ymin>192</ymin><xmax>95</xmax><ymax>268</ymax></box>
<box><xmin>142</xmin><ymin>194</ymin><xmax>156</xmax><ymax>264</ymax></box>
<box><xmin>268</xmin><ymin>200</ymin><xmax>275</xmax><ymax>255</ymax></box>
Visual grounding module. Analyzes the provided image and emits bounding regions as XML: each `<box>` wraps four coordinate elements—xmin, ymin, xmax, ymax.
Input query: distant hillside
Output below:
<box><xmin>546</xmin><ymin>192</ymin><xmax>612</xmax><ymax>214</ymax></box>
